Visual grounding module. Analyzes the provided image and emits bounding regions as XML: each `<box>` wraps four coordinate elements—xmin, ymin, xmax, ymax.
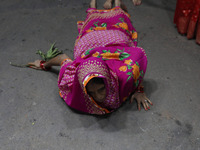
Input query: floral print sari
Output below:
<box><xmin>58</xmin><ymin>7</ymin><xmax>147</xmax><ymax>115</ymax></box>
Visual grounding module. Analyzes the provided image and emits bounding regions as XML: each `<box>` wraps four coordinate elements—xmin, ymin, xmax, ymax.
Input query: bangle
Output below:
<box><xmin>40</xmin><ymin>61</ymin><xmax>51</xmax><ymax>71</ymax></box>
<box><xmin>137</xmin><ymin>86</ymin><xmax>144</xmax><ymax>93</ymax></box>
<box><xmin>60</xmin><ymin>58</ymin><xmax>73</xmax><ymax>66</ymax></box>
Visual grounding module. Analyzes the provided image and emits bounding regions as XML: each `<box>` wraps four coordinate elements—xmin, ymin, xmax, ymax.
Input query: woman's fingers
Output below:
<box><xmin>142</xmin><ymin>100</ymin><xmax>148</xmax><ymax>111</ymax></box>
<box><xmin>29</xmin><ymin>65</ymin><xmax>40</xmax><ymax>70</ymax></box>
<box><xmin>28</xmin><ymin>62</ymin><xmax>41</xmax><ymax>70</ymax></box>
<box><xmin>130</xmin><ymin>93</ymin><xmax>153</xmax><ymax>111</ymax></box>
<box><xmin>143</xmin><ymin>95</ymin><xmax>153</xmax><ymax>105</ymax></box>
<box><xmin>28</xmin><ymin>60</ymin><xmax>42</xmax><ymax>70</ymax></box>
<box><xmin>28</xmin><ymin>62</ymin><xmax>35</xmax><ymax>66</ymax></box>
<box><xmin>140</xmin><ymin>94</ymin><xmax>150</xmax><ymax>111</ymax></box>
<box><xmin>137</xmin><ymin>102</ymin><xmax>141</xmax><ymax>111</ymax></box>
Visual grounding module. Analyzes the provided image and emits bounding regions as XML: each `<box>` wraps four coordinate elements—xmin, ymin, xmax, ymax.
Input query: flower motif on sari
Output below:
<box><xmin>81</xmin><ymin>53</ymin><xmax>85</xmax><ymax>58</ymax></box>
<box><xmin>92</xmin><ymin>48</ymin><xmax>130</xmax><ymax>61</ymax></box>
<box><xmin>86</xmin><ymin>22</ymin><xmax>107</xmax><ymax>33</ymax></box>
<box><xmin>125</xmin><ymin>61</ymin><xmax>144</xmax><ymax>87</ymax></box>
<box><xmin>101</xmin><ymin>50</ymin><xmax>120</xmax><ymax>60</ymax></box>
<box><xmin>81</xmin><ymin>48</ymin><xmax>94</xmax><ymax>58</ymax></box>
<box><xmin>116</xmin><ymin>48</ymin><xmax>131</xmax><ymax>60</ymax></box>
<box><xmin>118</xmin><ymin>18</ymin><xmax>129</xmax><ymax>30</ymax></box>
<box><xmin>112</xmin><ymin>18</ymin><xmax>138</xmax><ymax>42</ymax></box>
<box><xmin>124</xmin><ymin>59</ymin><xmax>132</xmax><ymax>65</ymax></box>
<box><xmin>113</xmin><ymin>18</ymin><xmax>129</xmax><ymax>32</ymax></box>
<box><xmin>119</xmin><ymin>66</ymin><xmax>127</xmax><ymax>72</ymax></box>
<box><xmin>92</xmin><ymin>52</ymin><xmax>100</xmax><ymax>57</ymax></box>
<box><xmin>116</xmin><ymin>49</ymin><xmax>144</xmax><ymax>86</ymax></box>
<box><xmin>131</xmin><ymin>31</ymin><xmax>137</xmax><ymax>41</ymax></box>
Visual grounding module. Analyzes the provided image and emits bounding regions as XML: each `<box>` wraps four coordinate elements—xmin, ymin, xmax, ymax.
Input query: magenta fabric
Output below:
<box><xmin>74</xmin><ymin>7</ymin><xmax>138</xmax><ymax>59</ymax></box>
<box><xmin>58</xmin><ymin>7</ymin><xmax>147</xmax><ymax>115</ymax></box>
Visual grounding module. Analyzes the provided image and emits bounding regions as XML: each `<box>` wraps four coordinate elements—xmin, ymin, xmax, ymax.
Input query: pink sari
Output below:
<box><xmin>58</xmin><ymin>7</ymin><xmax>147</xmax><ymax>115</ymax></box>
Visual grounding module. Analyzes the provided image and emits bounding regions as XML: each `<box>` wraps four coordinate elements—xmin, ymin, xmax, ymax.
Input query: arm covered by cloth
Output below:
<box><xmin>79</xmin><ymin>46</ymin><xmax>147</xmax><ymax>104</ymax></box>
<box><xmin>58</xmin><ymin>58</ymin><xmax>75</xmax><ymax>100</ymax></box>
<box><xmin>108</xmin><ymin>46</ymin><xmax>148</xmax><ymax>102</ymax></box>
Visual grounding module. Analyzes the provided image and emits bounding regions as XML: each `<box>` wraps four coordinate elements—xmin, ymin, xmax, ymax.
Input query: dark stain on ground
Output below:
<box><xmin>58</xmin><ymin>132</ymin><xmax>72</xmax><ymax>140</ymax></box>
<box><xmin>59</xmin><ymin>132</ymin><xmax>67</xmax><ymax>137</ymax></box>
<box><xmin>175</xmin><ymin>119</ymin><xmax>182</xmax><ymax>126</ymax></box>
<box><xmin>154</xmin><ymin>112</ymin><xmax>162</xmax><ymax>116</ymax></box>
<box><xmin>30</xmin><ymin>118</ymin><xmax>36</xmax><ymax>123</ymax></box>
<box><xmin>185</xmin><ymin>123</ymin><xmax>193</xmax><ymax>135</ymax></box>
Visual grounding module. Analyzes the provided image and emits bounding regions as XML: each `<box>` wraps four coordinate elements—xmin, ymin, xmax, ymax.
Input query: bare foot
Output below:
<box><xmin>90</xmin><ymin>0</ymin><xmax>96</xmax><ymax>8</ymax></box>
<box><xmin>132</xmin><ymin>0</ymin><xmax>142</xmax><ymax>6</ymax></box>
<box><xmin>115</xmin><ymin>0</ymin><xmax>122</xmax><ymax>7</ymax></box>
<box><xmin>103</xmin><ymin>0</ymin><xmax>113</xmax><ymax>9</ymax></box>
<box><xmin>114</xmin><ymin>0</ymin><xmax>128</xmax><ymax>12</ymax></box>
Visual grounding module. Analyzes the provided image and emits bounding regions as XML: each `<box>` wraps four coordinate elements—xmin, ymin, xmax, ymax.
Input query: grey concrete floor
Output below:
<box><xmin>0</xmin><ymin>0</ymin><xmax>200</xmax><ymax>150</ymax></box>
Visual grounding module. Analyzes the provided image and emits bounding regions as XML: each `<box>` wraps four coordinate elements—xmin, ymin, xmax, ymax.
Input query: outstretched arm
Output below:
<box><xmin>130</xmin><ymin>82</ymin><xmax>153</xmax><ymax>111</ymax></box>
<box><xmin>28</xmin><ymin>54</ymin><xmax>71</xmax><ymax>70</ymax></box>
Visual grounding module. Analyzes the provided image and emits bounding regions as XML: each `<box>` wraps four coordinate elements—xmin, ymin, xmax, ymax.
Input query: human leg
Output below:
<box><xmin>115</xmin><ymin>0</ymin><xmax>121</xmax><ymax>7</ymax></box>
<box><xmin>132</xmin><ymin>0</ymin><xmax>142</xmax><ymax>6</ymax></box>
<box><xmin>103</xmin><ymin>0</ymin><xmax>113</xmax><ymax>9</ymax></box>
<box><xmin>115</xmin><ymin>0</ymin><xmax>128</xmax><ymax>12</ymax></box>
<box><xmin>90</xmin><ymin>0</ymin><xmax>96</xmax><ymax>8</ymax></box>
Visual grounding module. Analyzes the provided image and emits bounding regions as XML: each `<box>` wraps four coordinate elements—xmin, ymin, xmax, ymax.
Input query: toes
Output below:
<box><xmin>103</xmin><ymin>2</ymin><xmax>112</xmax><ymax>9</ymax></box>
<box><xmin>115</xmin><ymin>0</ymin><xmax>121</xmax><ymax>7</ymax></box>
<box><xmin>132</xmin><ymin>0</ymin><xmax>142</xmax><ymax>6</ymax></box>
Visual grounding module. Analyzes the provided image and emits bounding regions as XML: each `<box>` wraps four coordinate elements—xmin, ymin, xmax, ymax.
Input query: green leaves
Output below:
<box><xmin>127</xmin><ymin>72</ymin><xmax>132</xmax><ymax>75</ymax></box>
<box><xmin>36</xmin><ymin>43</ymin><xmax>63</xmax><ymax>61</ymax></box>
<box><xmin>119</xmin><ymin>52</ymin><xmax>130</xmax><ymax>61</ymax></box>
<box><xmin>93</xmin><ymin>22</ymin><xmax>107</xmax><ymax>27</ymax></box>
<box><xmin>127</xmin><ymin>75</ymin><xmax>132</xmax><ymax>82</ymax></box>
<box><xmin>135</xmin><ymin>80</ymin><xmax>139</xmax><ymax>87</ymax></box>
<box><xmin>119</xmin><ymin>18</ymin><xmax>125</xmax><ymax>22</ymax></box>
<box><xmin>36</xmin><ymin>50</ymin><xmax>46</xmax><ymax>61</ymax></box>
<box><xmin>101</xmin><ymin>23</ymin><xmax>107</xmax><ymax>27</ymax></box>
<box><xmin>102</xmin><ymin>50</ymin><xmax>108</xmax><ymax>53</ymax></box>
<box><xmin>127</xmin><ymin>65</ymin><xmax>132</xmax><ymax>70</ymax></box>
<box><xmin>85</xmin><ymin>48</ymin><xmax>94</xmax><ymax>55</ymax></box>
<box><xmin>117</xmin><ymin>48</ymin><xmax>124</xmax><ymax>52</ymax></box>
<box><xmin>126</xmin><ymin>72</ymin><xmax>132</xmax><ymax>81</ymax></box>
<box><xmin>102</xmin><ymin>50</ymin><xmax>110</xmax><ymax>53</ymax></box>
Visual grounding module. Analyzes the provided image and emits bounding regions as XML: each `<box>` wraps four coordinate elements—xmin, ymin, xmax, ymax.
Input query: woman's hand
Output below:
<box><xmin>28</xmin><ymin>60</ymin><xmax>42</xmax><ymax>70</ymax></box>
<box><xmin>130</xmin><ymin>92</ymin><xmax>153</xmax><ymax>111</ymax></box>
<box><xmin>27</xmin><ymin>54</ymin><xmax>71</xmax><ymax>71</ymax></box>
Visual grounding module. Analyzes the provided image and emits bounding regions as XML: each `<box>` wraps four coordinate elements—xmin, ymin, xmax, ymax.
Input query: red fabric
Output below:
<box><xmin>174</xmin><ymin>0</ymin><xmax>200</xmax><ymax>44</ymax></box>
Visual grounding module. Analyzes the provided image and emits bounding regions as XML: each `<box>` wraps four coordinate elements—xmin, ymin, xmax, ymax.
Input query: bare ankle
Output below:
<box><xmin>90</xmin><ymin>0</ymin><xmax>96</xmax><ymax>8</ymax></box>
<box><xmin>115</xmin><ymin>0</ymin><xmax>121</xmax><ymax>7</ymax></box>
<box><xmin>103</xmin><ymin>0</ymin><xmax>113</xmax><ymax>9</ymax></box>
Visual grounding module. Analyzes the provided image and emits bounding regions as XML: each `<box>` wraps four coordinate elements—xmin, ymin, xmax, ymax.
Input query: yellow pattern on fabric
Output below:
<box><xmin>77</xmin><ymin>60</ymin><xmax>109</xmax><ymax>86</ymax></box>
<box><xmin>75</xmin><ymin>7</ymin><xmax>130</xmax><ymax>46</ymax></box>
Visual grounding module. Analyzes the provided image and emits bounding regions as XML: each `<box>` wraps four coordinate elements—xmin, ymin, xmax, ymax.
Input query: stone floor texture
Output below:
<box><xmin>0</xmin><ymin>0</ymin><xmax>200</xmax><ymax>150</ymax></box>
